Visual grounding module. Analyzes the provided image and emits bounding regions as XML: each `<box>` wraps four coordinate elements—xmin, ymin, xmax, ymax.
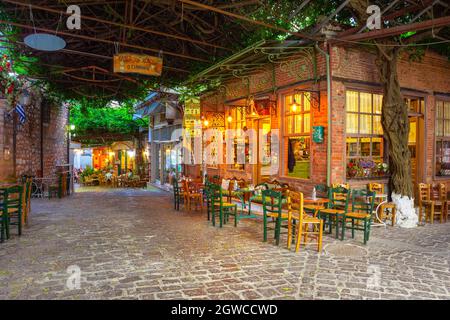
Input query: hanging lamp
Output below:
<box><xmin>24</xmin><ymin>6</ymin><xmax>66</xmax><ymax>51</ymax></box>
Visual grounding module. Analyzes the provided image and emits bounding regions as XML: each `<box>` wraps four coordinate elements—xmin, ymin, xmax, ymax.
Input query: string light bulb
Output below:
<box><xmin>227</xmin><ymin>115</ymin><xmax>233</xmax><ymax>123</ymax></box>
<box><xmin>203</xmin><ymin>120</ymin><xmax>209</xmax><ymax>127</ymax></box>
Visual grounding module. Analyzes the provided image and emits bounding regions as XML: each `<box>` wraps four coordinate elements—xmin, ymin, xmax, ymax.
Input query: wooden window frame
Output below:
<box><xmin>282</xmin><ymin>92</ymin><xmax>312</xmax><ymax>180</ymax></box>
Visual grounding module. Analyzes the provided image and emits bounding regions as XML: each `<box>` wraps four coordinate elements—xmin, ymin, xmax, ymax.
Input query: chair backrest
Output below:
<box><xmin>418</xmin><ymin>183</ymin><xmax>430</xmax><ymax>203</ymax></box>
<box><xmin>173</xmin><ymin>179</ymin><xmax>180</xmax><ymax>195</ymax></box>
<box><xmin>351</xmin><ymin>189</ymin><xmax>375</xmax><ymax>217</ymax></box>
<box><xmin>314</xmin><ymin>184</ymin><xmax>329</xmax><ymax>198</ymax></box>
<box><xmin>368</xmin><ymin>182</ymin><xmax>384</xmax><ymax>194</ymax></box>
<box><xmin>287</xmin><ymin>190</ymin><xmax>306</xmax><ymax>223</ymax></box>
<box><xmin>0</xmin><ymin>188</ymin><xmax>7</xmax><ymax>215</ymax></box>
<box><xmin>262</xmin><ymin>189</ymin><xmax>283</xmax><ymax>216</ymax></box>
<box><xmin>328</xmin><ymin>186</ymin><xmax>350</xmax><ymax>211</ymax></box>
<box><xmin>332</xmin><ymin>183</ymin><xmax>350</xmax><ymax>189</ymax></box>
<box><xmin>439</xmin><ymin>183</ymin><xmax>447</xmax><ymax>201</ymax></box>
<box><xmin>209</xmin><ymin>183</ymin><xmax>224</xmax><ymax>207</ymax></box>
<box><xmin>5</xmin><ymin>185</ymin><xmax>23</xmax><ymax>209</ymax></box>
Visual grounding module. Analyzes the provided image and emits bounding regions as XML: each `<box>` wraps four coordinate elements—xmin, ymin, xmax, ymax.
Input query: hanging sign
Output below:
<box><xmin>113</xmin><ymin>53</ymin><xmax>162</xmax><ymax>76</ymax></box>
<box><xmin>312</xmin><ymin>126</ymin><xmax>324</xmax><ymax>143</ymax></box>
<box><xmin>184</xmin><ymin>97</ymin><xmax>201</xmax><ymax>137</ymax></box>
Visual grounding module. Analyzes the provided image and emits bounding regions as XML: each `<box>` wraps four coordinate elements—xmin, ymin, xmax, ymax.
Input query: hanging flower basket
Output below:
<box><xmin>0</xmin><ymin>54</ymin><xmax>23</xmax><ymax>111</ymax></box>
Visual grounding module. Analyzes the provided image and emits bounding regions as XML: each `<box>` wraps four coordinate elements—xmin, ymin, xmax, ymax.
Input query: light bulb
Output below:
<box><xmin>204</xmin><ymin>120</ymin><xmax>209</xmax><ymax>127</ymax></box>
<box><xmin>291</xmin><ymin>101</ymin><xmax>298</xmax><ymax>112</ymax></box>
<box><xmin>227</xmin><ymin>116</ymin><xmax>233</xmax><ymax>123</ymax></box>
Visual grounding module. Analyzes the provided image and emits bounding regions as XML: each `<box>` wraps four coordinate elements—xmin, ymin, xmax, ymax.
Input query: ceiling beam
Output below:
<box><xmin>178</xmin><ymin>0</ymin><xmax>319</xmax><ymax>41</ymax></box>
<box><xmin>3</xmin><ymin>38</ymin><xmax>191</xmax><ymax>74</ymax></box>
<box><xmin>0</xmin><ymin>19</ymin><xmax>209</xmax><ymax>62</ymax></box>
<box><xmin>336</xmin><ymin>15</ymin><xmax>450</xmax><ymax>42</ymax></box>
<box><xmin>2</xmin><ymin>0</ymin><xmax>229</xmax><ymax>51</ymax></box>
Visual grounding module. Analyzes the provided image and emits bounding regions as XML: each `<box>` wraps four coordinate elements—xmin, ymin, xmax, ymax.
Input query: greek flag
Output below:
<box><xmin>15</xmin><ymin>104</ymin><xmax>26</xmax><ymax>124</ymax></box>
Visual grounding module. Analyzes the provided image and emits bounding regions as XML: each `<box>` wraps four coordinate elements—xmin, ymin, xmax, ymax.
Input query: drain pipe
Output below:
<box><xmin>315</xmin><ymin>42</ymin><xmax>332</xmax><ymax>186</ymax></box>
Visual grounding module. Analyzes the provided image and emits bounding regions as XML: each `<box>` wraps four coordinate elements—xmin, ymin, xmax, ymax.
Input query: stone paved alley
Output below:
<box><xmin>1</xmin><ymin>187</ymin><xmax>450</xmax><ymax>300</ymax></box>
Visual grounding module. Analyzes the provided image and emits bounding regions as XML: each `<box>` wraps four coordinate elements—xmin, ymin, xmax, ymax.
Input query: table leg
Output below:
<box><xmin>372</xmin><ymin>200</ymin><xmax>387</xmax><ymax>228</ymax></box>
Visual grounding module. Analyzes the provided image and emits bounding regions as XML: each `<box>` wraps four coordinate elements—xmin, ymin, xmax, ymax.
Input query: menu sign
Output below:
<box><xmin>113</xmin><ymin>53</ymin><xmax>162</xmax><ymax>76</ymax></box>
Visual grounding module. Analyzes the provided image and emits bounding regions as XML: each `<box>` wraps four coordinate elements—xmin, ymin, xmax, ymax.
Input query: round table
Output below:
<box><xmin>304</xmin><ymin>197</ymin><xmax>329</xmax><ymax>217</ymax></box>
<box><xmin>373</xmin><ymin>193</ymin><xmax>388</xmax><ymax>228</ymax></box>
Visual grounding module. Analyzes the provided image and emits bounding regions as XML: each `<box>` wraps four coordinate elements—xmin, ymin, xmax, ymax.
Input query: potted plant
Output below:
<box><xmin>359</xmin><ymin>159</ymin><xmax>376</xmax><ymax>178</ymax></box>
<box><xmin>346</xmin><ymin>160</ymin><xmax>359</xmax><ymax>178</ymax></box>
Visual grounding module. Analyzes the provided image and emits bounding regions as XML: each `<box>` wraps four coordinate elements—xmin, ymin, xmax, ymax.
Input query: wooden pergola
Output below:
<box><xmin>0</xmin><ymin>0</ymin><xmax>448</xmax><ymax>100</ymax></box>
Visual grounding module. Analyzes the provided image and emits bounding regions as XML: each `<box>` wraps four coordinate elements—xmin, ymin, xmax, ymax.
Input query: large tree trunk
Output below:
<box><xmin>376</xmin><ymin>47</ymin><xmax>418</xmax><ymax>228</ymax></box>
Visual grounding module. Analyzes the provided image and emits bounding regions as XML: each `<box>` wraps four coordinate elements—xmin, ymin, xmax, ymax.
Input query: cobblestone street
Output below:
<box><xmin>1</xmin><ymin>187</ymin><xmax>450</xmax><ymax>300</ymax></box>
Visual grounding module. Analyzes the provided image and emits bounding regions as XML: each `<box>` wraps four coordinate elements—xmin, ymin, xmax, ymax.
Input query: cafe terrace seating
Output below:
<box><xmin>174</xmin><ymin>176</ymin><xmax>450</xmax><ymax>252</ymax></box>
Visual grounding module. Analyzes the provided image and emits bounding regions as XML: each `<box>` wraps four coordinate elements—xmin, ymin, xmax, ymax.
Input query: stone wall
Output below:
<box><xmin>0</xmin><ymin>95</ymin><xmax>68</xmax><ymax>180</ymax></box>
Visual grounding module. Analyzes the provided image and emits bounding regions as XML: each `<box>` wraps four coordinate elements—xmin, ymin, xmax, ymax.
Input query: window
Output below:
<box><xmin>346</xmin><ymin>90</ymin><xmax>386</xmax><ymax>179</ymax></box>
<box><xmin>284</xmin><ymin>92</ymin><xmax>311</xmax><ymax>179</ymax></box>
<box><xmin>435</xmin><ymin>100</ymin><xmax>450</xmax><ymax>176</ymax></box>
<box><xmin>227</xmin><ymin>107</ymin><xmax>246</xmax><ymax>170</ymax></box>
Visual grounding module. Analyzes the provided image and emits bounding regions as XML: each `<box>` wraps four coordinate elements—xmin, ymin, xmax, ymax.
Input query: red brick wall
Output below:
<box><xmin>200</xmin><ymin>45</ymin><xmax>450</xmax><ymax>193</ymax></box>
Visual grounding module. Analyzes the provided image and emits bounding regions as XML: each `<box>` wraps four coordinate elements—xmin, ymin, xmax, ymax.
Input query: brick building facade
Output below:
<box><xmin>0</xmin><ymin>94</ymin><xmax>69</xmax><ymax>180</ymax></box>
<box><xmin>195</xmin><ymin>42</ymin><xmax>450</xmax><ymax>196</ymax></box>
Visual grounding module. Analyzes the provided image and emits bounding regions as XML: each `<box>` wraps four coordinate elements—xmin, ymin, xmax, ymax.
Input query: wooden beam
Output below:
<box><xmin>178</xmin><ymin>0</ymin><xmax>319</xmax><ymax>41</ymax></box>
<box><xmin>2</xmin><ymin>0</ymin><xmax>229</xmax><ymax>51</ymax></box>
<box><xmin>0</xmin><ymin>19</ymin><xmax>209</xmax><ymax>62</ymax></box>
<box><xmin>336</xmin><ymin>16</ymin><xmax>450</xmax><ymax>42</ymax></box>
<box><xmin>4</xmin><ymin>38</ymin><xmax>191</xmax><ymax>73</ymax></box>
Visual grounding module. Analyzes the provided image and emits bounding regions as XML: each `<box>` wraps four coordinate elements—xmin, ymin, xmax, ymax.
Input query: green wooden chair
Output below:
<box><xmin>209</xmin><ymin>184</ymin><xmax>238</xmax><ymax>227</ymax></box>
<box><xmin>343</xmin><ymin>189</ymin><xmax>375</xmax><ymax>244</ymax></box>
<box><xmin>318</xmin><ymin>186</ymin><xmax>350</xmax><ymax>239</ymax></box>
<box><xmin>0</xmin><ymin>189</ymin><xmax>8</xmax><ymax>243</ymax></box>
<box><xmin>262</xmin><ymin>189</ymin><xmax>288</xmax><ymax>245</ymax></box>
<box><xmin>204</xmin><ymin>181</ymin><xmax>214</xmax><ymax>221</ymax></box>
<box><xmin>3</xmin><ymin>185</ymin><xmax>24</xmax><ymax>237</ymax></box>
<box><xmin>172</xmin><ymin>179</ymin><xmax>184</xmax><ymax>211</ymax></box>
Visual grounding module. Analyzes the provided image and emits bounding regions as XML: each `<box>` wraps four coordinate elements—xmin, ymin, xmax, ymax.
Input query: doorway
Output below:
<box><xmin>254</xmin><ymin>117</ymin><xmax>272</xmax><ymax>184</ymax></box>
<box><xmin>406</xmin><ymin>97</ymin><xmax>425</xmax><ymax>199</ymax></box>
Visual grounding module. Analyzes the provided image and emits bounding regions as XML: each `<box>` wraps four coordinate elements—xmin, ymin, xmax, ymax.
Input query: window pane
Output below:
<box><xmin>372</xmin><ymin>137</ymin><xmax>383</xmax><ymax>157</ymax></box>
<box><xmin>373</xmin><ymin>115</ymin><xmax>382</xmax><ymax>134</ymax></box>
<box><xmin>286</xmin><ymin>115</ymin><xmax>293</xmax><ymax>134</ymax></box>
<box><xmin>359</xmin><ymin>114</ymin><xmax>372</xmax><ymax>134</ymax></box>
<box><xmin>437</xmin><ymin>119</ymin><xmax>443</xmax><ymax>136</ymax></box>
<box><xmin>436</xmin><ymin>101</ymin><xmax>443</xmax><ymax>119</ymax></box>
<box><xmin>287</xmin><ymin>137</ymin><xmax>310</xmax><ymax>179</ymax></box>
<box><xmin>445</xmin><ymin>120</ymin><xmax>450</xmax><ymax>137</ymax></box>
<box><xmin>360</xmin><ymin>92</ymin><xmax>372</xmax><ymax>113</ymax></box>
<box><xmin>445</xmin><ymin>102</ymin><xmax>450</xmax><ymax>119</ymax></box>
<box><xmin>346</xmin><ymin>113</ymin><xmax>358</xmax><ymax>134</ymax></box>
<box><xmin>360</xmin><ymin>138</ymin><xmax>371</xmax><ymax>156</ymax></box>
<box><xmin>303</xmin><ymin>113</ymin><xmax>310</xmax><ymax>133</ymax></box>
<box><xmin>285</xmin><ymin>95</ymin><xmax>292</xmax><ymax>110</ymax></box>
<box><xmin>373</xmin><ymin>94</ymin><xmax>382</xmax><ymax>114</ymax></box>
<box><xmin>346</xmin><ymin>137</ymin><xmax>359</xmax><ymax>157</ymax></box>
<box><xmin>294</xmin><ymin>115</ymin><xmax>303</xmax><ymax>133</ymax></box>
<box><xmin>346</xmin><ymin>91</ymin><xmax>358</xmax><ymax>112</ymax></box>
<box><xmin>303</xmin><ymin>92</ymin><xmax>311</xmax><ymax>111</ymax></box>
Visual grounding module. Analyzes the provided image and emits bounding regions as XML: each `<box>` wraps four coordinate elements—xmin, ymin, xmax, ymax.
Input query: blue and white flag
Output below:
<box><xmin>15</xmin><ymin>104</ymin><xmax>26</xmax><ymax>124</ymax></box>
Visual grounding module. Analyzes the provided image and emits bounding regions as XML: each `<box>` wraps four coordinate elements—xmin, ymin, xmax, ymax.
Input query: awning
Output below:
<box><xmin>133</xmin><ymin>101</ymin><xmax>163</xmax><ymax>119</ymax></box>
<box><xmin>184</xmin><ymin>40</ymin><xmax>315</xmax><ymax>87</ymax></box>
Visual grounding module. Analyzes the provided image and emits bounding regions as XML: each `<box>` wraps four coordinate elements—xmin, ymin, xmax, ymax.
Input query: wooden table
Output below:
<box><xmin>304</xmin><ymin>197</ymin><xmax>329</xmax><ymax>217</ymax></box>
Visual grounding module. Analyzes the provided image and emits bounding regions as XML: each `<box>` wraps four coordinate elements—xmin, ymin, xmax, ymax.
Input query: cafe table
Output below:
<box><xmin>304</xmin><ymin>197</ymin><xmax>329</xmax><ymax>217</ymax></box>
<box><xmin>372</xmin><ymin>193</ymin><xmax>388</xmax><ymax>228</ymax></box>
